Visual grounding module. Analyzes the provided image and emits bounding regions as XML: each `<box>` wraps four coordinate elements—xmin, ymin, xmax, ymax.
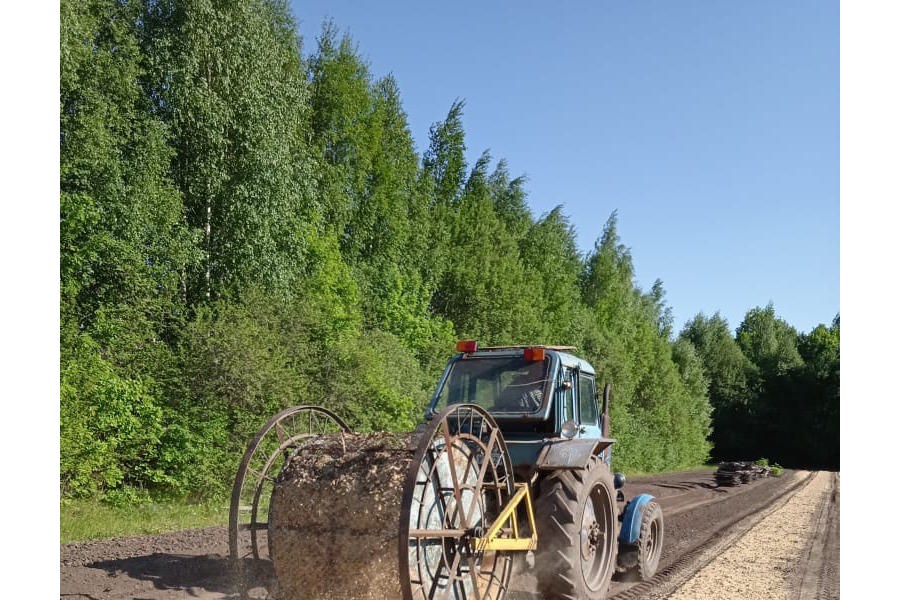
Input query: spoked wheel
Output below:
<box><xmin>400</xmin><ymin>404</ymin><xmax>515</xmax><ymax>600</ymax></box>
<box><xmin>229</xmin><ymin>405</ymin><xmax>351</xmax><ymax>597</ymax></box>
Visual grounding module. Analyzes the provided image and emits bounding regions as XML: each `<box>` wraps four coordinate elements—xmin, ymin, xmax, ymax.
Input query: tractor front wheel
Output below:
<box><xmin>534</xmin><ymin>456</ymin><xmax>618</xmax><ymax>600</ymax></box>
<box><xmin>635</xmin><ymin>501</ymin><xmax>663</xmax><ymax>580</ymax></box>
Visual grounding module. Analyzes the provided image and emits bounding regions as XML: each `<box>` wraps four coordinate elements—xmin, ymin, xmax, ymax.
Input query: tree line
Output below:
<box><xmin>60</xmin><ymin>0</ymin><xmax>838</xmax><ymax>504</ymax></box>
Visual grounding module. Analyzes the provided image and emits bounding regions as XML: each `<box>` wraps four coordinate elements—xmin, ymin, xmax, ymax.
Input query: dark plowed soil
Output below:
<box><xmin>61</xmin><ymin>527</ymin><xmax>236</xmax><ymax>599</ymax></box>
<box><xmin>59</xmin><ymin>469</ymin><xmax>826</xmax><ymax>599</ymax></box>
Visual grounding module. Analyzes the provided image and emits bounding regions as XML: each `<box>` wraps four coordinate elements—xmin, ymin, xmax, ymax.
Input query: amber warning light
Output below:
<box><xmin>524</xmin><ymin>347</ymin><xmax>545</xmax><ymax>361</ymax></box>
<box><xmin>456</xmin><ymin>340</ymin><xmax>479</xmax><ymax>353</ymax></box>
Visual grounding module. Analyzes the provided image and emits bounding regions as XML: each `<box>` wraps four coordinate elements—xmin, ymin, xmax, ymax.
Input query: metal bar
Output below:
<box><xmin>441</xmin><ymin>420</ymin><xmax>470</xmax><ymax>530</ymax></box>
<box><xmin>476</xmin><ymin>538</ymin><xmax>537</xmax><ymax>551</ymax></box>
<box><xmin>477</xmin><ymin>345</ymin><xmax>577</xmax><ymax>351</ymax></box>
<box><xmin>408</xmin><ymin>529</ymin><xmax>467</xmax><ymax>538</ymax></box>
<box><xmin>474</xmin><ymin>483</ymin><xmax>538</xmax><ymax>552</ymax></box>
<box><xmin>466</xmin><ymin>553</ymin><xmax>484</xmax><ymax>600</ymax></box>
<box><xmin>462</xmin><ymin>429</ymin><xmax>497</xmax><ymax>527</ymax></box>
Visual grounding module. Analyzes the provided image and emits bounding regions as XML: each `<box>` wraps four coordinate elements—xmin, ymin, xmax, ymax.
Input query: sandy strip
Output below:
<box><xmin>667</xmin><ymin>471</ymin><xmax>831</xmax><ymax>600</ymax></box>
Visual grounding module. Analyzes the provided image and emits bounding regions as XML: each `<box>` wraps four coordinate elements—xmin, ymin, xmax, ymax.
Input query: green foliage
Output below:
<box><xmin>171</xmin><ymin>288</ymin><xmax>359</xmax><ymax>497</ymax></box>
<box><xmin>323</xmin><ymin>330</ymin><xmax>432</xmax><ymax>432</ymax></box>
<box><xmin>60</xmin><ymin>0</ymin><xmax>197</xmax><ymax>351</ymax></box>
<box><xmin>519</xmin><ymin>207</ymin><xmax>584</xmax><ymax>344</ymax></box>
<box><xmin>736</xmin><ymin>303</ymin><xmax>804</xmax><ymax>377</ymax></box>
<box><xmin>424</xmin><ymin>100</ymin><xmax>468</xmax><ymax>205</ymax></box>
<box><xmin>682</xmin><ymin>308</ymin><xmax>839</xmax><ymax>468</ymax></box>
<box><xmin>577</xmin><ymin>214</ymin><xmax>712</xmax><ymax>473</ymax></box>
<box><xmin>306</xmin><ymin>26</ymin><xmax>449</xmax><ymax>360</ymax></box>
<box><xmin>61</xmin><ymin>336</ymin><xmax>166</xmax><ymax>499</ymax></box>
<box><xmin>144</xmin><ymin>0</ymin><xmax>319</xmax><ymax>303</ymax></box>
<box><xmin>432</xmin><ymin>148</ymin><xmax>545</xmax><ymax>345</ymax></box>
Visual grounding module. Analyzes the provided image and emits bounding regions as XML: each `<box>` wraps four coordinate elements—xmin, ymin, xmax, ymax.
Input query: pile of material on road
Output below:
<box><xmin>714</xmin><ymin>461</ymin><xmax>767</xmax><ymax>486</ymax></box>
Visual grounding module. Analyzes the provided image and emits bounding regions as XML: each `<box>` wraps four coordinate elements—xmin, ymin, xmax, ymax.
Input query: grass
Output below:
<box><xmin>619</xmin><ymin>463</ymin><xmax>717</xmax><ymax>478</ymax></box>
<box><xmin>61</xmin><ymin>499</ymin><xmax>230</xmax><ymax>544</ymax></box>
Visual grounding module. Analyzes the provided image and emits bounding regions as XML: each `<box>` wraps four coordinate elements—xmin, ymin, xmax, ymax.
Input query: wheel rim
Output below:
<box><xmin>580</xmin><ymin>481</ymin><xmax>615</xmax><ymax>592</ymax></box>
<box><xmin>646</xmin><ymin>517</ymin><xmax>661</xmax><ymax>566</ymax></box>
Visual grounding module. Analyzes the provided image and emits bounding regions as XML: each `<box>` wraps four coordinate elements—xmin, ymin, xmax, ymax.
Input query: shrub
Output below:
<box><xmin>61</xmin><ymin>335</ymin><xmax>165</xmax><ymax>500</ymax></box>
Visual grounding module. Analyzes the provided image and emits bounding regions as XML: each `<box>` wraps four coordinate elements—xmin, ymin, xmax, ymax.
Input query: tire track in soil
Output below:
<box><xmin>795</xmin><ymin>473</ymin><xmax>839</xmax><ymax>600</ymax></box>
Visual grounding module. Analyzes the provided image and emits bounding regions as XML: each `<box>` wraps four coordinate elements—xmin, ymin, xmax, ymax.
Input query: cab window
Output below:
<box><xmin>578</xmin><ymin>373</ymin><xmax>597</xmax><ymax>425</ymax></box>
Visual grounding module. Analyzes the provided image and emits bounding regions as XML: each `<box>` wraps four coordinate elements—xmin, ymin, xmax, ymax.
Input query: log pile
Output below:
<box><xmin>269</xmin><ymin>432</ymin><xmax>417</xmax><ymax>600</ymax></box>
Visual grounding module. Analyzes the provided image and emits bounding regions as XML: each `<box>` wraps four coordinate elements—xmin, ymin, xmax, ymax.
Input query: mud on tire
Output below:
<box><xmin>533</xmin><ymin>455</ymin><xmax>618</xmax><ymax>600</ymax></box>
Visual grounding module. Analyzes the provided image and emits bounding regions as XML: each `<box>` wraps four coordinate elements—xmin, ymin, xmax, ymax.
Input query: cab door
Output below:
<box><xmin>558</xmin><ymin>366</ymin><xmax>576</xmax><ymax>426</ymax></box>
<box><xmin>559</xmin><ymin>366</ymin><xmax>600</xmax><ymax>438</ymax></box>
<box><xmin>575</xmin><ymin>370</ymin><xmax>602</xmax><ymax>441</ymax></box>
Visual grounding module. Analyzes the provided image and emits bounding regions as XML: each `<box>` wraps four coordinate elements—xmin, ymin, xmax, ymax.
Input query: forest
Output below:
<box><xmin>60</xmin><ymin>0</ymin><xmax>839</xmax><ymax>504</ymax></box>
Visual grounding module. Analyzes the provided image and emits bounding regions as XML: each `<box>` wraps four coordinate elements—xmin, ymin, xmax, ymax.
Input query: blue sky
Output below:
<box><xmin>289</xmin><ymin>0</ymin><xmax>839</xmax><ymax>335</ymax></box>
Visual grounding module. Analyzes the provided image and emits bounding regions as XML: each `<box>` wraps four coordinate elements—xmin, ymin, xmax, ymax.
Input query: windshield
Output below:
<box><xmin>433</xmin><ymin>355</ymin><xmax>551</xmax><ymax>415</ymax></box>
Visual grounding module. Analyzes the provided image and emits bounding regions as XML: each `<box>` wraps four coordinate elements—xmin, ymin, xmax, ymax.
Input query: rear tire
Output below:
<box><xmin>534</xmin><ymin>456</ymin><xmax>617</xmax><ymax>600</ymax></box>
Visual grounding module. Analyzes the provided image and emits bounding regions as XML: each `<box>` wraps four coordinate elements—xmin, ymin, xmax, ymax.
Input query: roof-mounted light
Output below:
<box><xmin>523</xmin><ymin>347</ymin><xmax>545</xmax><ymax>361</ymax></box>
<box><xmin>456</xmin><ymin>340</ymin><xmax>479</xmax><ymax>353</ymax></box>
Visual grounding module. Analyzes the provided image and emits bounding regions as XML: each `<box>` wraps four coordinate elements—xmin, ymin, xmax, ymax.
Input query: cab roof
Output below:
<box><xmin>459</xmin><ymin>345</ymin><xmax>596</xmax><ymax>376</ymax></box>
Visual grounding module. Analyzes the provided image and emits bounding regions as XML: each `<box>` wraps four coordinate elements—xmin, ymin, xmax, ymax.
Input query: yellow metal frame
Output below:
<box><xmin>474</xmin><ymin>483</ymin><xmax>538</xmax><ymax>551</ymax></box>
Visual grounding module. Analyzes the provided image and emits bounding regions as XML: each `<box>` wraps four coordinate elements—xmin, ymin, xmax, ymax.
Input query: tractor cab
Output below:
<box><xmin>425</xmin><ymin>340</ymin><xmax>615</xmax><ymax>477</ymax></box>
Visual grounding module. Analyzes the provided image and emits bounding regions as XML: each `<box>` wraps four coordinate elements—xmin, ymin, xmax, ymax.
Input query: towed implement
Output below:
<box><xmin>230</xmin><ymin>342</ymin><xmax>664</xmax><ymax>599</ymax></box>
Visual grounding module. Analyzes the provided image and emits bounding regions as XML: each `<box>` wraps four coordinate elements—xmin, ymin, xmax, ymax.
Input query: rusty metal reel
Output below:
<box><xmin>400</xmin><ymin>404</ymin><xmax>516</xmax><ymax>600</ymax></box>
<box><xmin>229</xmin><ymin>405</ymin><xmax>351</xmax><ymax>596</ymax></box>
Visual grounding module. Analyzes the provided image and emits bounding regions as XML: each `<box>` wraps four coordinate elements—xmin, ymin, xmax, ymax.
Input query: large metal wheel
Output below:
<box><xmin>229</xmin><ymin>405</ymin><xmax>351</xmax><ymax>597</ymax></box>
<box><xmin>400</xmin><ymin>404</ymin><xmax>515</xmax><ymax>600</ymax></box>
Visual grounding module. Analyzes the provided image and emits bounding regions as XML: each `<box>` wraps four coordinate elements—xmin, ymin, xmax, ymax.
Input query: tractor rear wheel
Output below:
<box><xmin>534</xmin><ymin>455</ymin><xmax>617</xmax><ymax>600</ymax></box>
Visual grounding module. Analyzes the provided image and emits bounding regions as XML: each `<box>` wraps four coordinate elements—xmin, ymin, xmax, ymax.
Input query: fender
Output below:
<box><xmin>619</xmin><ymin>493</ymin><xmax>655</xmax><ymax>545</ymax></box>
<box><xmin>535</xmin><ymin>437</ymin><xmax>616</xmax><ymax>470</ymax></box>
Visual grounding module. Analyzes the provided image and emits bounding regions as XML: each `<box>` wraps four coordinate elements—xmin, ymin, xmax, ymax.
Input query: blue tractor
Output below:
<box><xmin>411</xmin><ymin>341</ymin><xmax>664</xmax><ymax>599</ymax></box>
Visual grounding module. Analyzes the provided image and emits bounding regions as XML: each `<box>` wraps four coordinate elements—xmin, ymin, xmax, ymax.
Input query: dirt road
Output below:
<box><xmin>60</xmin><ymin>469</ymin><xmax>839</xmax><ymax>599</ymax></box>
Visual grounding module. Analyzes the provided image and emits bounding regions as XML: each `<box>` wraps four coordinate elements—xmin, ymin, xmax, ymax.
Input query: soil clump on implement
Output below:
<box><xmin>269</xmin><ymin>432</ymin><xmax>415</xmax><ymax>600</ymax></box>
